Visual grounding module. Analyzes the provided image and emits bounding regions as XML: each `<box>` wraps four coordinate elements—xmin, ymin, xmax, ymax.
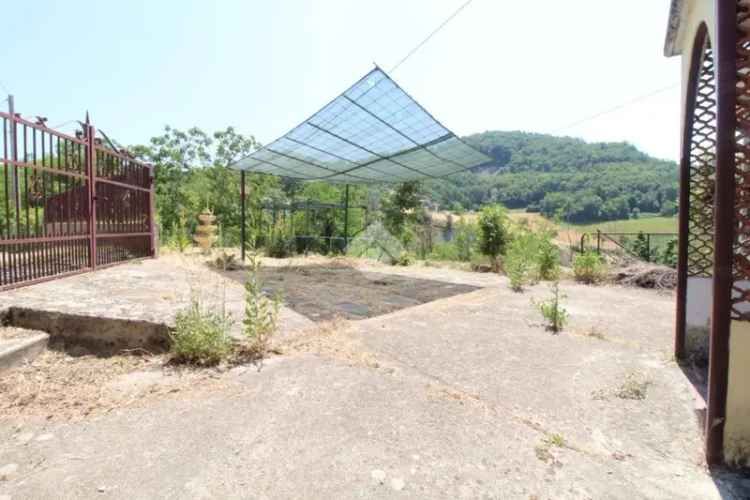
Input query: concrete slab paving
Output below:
<box><xmin>0</xmin><ymin>256</ymin><xmax>748</xmax><ymax>498</ymax></box>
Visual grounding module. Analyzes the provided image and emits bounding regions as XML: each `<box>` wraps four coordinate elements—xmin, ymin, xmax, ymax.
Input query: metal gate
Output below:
<box><xmin>0</xmin><ymin>98</ymin><xmax>155</xmax><ymax>291</ymax></box>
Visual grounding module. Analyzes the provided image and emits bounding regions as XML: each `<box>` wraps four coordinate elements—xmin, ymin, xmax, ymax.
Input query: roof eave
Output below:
<box><xmin>664</xmin><ymin>0</ymin><xmax>685</xmax><ymax>57</ymax></box>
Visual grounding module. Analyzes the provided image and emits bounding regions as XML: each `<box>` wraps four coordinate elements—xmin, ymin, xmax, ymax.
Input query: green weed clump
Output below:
<box><xmin>505</xmin><ymin>233</ymin><xmax>537</xmax><ymax>291</ymax></box>
<box><xmin>167</xmin><ymin>212</ymin><xmax>192</xmax><ymax>252</ymax></box>
<box><xmin>170</xmin><ymin>301</ymin><xmax>233</xmax><ymax>365</ymax></box>
<box><xmin>534</xmin><ymin>282</ymin><xmax>568</xmax><ymax>333</ymax></box>
<box><xmin>243</xmin><ymin>255</ymin><xmax>281</xmax><ymax>358</ymax></box>
<box><xmin>504</xmin><ymin>228</ymin><xmax>560</xmax><ymax>291</ymax></box>
<box><xmin>266</xmin><ymin>220</ymin><xmax>296</xmax><ymax>258</ymax></box>
<box><xmin>573</xmin><ymin>251</ymin><xmax>605</xmax><ymax>284</ymax></box>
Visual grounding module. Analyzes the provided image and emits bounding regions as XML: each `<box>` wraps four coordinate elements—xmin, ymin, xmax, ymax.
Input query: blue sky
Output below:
<box><xmin>4</xmin><ymin>1</ymin><xmax>680</xmax><ymax>160</ymax></box>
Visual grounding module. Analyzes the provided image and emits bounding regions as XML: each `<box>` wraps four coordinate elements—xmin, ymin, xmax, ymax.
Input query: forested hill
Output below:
<box><xmin>424</xmin><ymin>131</ymin><xmax>678</xmax><ymax>223</ymax></box>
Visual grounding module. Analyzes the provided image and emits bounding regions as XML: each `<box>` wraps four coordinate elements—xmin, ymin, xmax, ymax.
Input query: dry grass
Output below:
<box><xmin>281</xmin><ymin>317</ymin><xmax>380</xmax><ymax>369</ymax></box>
<box><xmin>0</xmin><ymin>348</ymin><xmax>227</xmax><ymax>421</ymax></box>
<box><xmin>615</xmin><ymin>373</ymin><xmax>652</xmax><ymax>400</ymax></box>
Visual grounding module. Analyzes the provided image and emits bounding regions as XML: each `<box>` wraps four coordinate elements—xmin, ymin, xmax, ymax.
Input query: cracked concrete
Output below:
<box><xmin>0</xmin><ymin>256</ymin><xmax>748</xmax><ymax>499</ymax></box>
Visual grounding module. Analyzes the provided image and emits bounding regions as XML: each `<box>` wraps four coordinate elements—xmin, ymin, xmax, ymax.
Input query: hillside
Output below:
<box><xmin>424</xmin><ymin>131</ymin><xmax>678</xmax><ymax>223</ymax></box>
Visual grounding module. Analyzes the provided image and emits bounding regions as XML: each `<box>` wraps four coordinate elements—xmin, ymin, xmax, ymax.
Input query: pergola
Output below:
<box><xmin>666</xmin><ymin>0</ymin><xmax>750</xmax><ymax>467</ymax></box>
<box><xmin>230</xmin><ymin>66</ymin><xmax>490</xmax><ymax>259</ymax></box>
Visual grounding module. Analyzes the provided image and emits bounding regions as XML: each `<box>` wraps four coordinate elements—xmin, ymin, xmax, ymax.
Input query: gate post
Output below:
<box><xmin>85</xmin><ymin>119</ymin><xmax>97</xmax><ymax>269</ymax></box>
<box><xmin>148</xmin><ymin>165</ymin><xmax>156</xmax><ymax>257</ymax></box>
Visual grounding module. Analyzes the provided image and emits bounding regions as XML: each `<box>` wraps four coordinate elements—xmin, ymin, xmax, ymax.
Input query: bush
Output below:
<box><xmin>504</xmin><ymin>228</ymin><xmax>560</xmax><ymax>290</ymax></box>
<box><xmin>429</xmin><ymin>241</ymin><xmax>459</xmax><ymax>261</ymax></box>
<box><xmin>170</xmin><ymin>301</ymin><xmax>233</xmax><ymax>365</ymax></box>
<box><xmin>395</xmin><ymin>252</ymin><xmax>413</xmax><ymax>266</ymax></box>
<box><xmin>454</xmin><ymin>218</ymin><xmax>478</xmax><ymax>262</ymax></box>
<box><xmin>505</xmin><ymin>232</ymin><xmax>538</xmax><ymax>291</ymax></box>
<box><xmin>573</xmin><ymin>251</ymin><xmax>605</xmax><ymax>284</ymax></box>
<box><xmin>243</xmin><ymin>255</ymin><xmax>281</xmax><ymax>358</ymax></box>
<box><xmin>167</xmin><ymin>212</ymin><xmax>192</xmax><ymax>252</ymax></box>
<box><xmin>535</xmin><ymin>282</ymin><xmax>568</xmax><ymax>333</ymax></box>
<box><xmin>535</xmin><ymin>228</ymin><xmax>560</xmax><ymax>280</ymax></box>
<box><xmin>266</xmin><ymin>220</ymin><xmax>295</xmax><ymax>258</ymax></box>
<box><xmin>478</xmin><ymin>204</ymin><xmax>510</xmax><ymax>269</ymax></box>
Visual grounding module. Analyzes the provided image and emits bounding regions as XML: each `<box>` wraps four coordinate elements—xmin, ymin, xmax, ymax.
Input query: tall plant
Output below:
<box><xmin>478</xmin><ymin>204</ymin><xmax>510</xmax><ymax>270</ymax></box>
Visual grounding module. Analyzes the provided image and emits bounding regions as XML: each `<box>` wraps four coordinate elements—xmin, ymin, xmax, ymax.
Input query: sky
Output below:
<box><xmin>3</xmin><ymin>0</ymin><xmax>681</xmax><ymax>161</ymax></box>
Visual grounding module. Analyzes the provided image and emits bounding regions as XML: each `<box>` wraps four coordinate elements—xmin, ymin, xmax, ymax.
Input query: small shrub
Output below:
<box><xmin>453</xmin><ymin>218</ymin><xmax>478</xmax><ymax>262</ymax></box>
<box><xmin>536</xmin><ymin>228</ymin><xmax>560</xmax><ymax>280</ymax></box>
<box><xmin>243</xmin><ymin>255</ymin><xmax>281</xmax><ymax>358</ymax></box>
<box><xmin>478</xmin><ymin>204</ymin><xmax>510</xmax><ymax>271</ymax></box>
<box><xmin>573</xmin><ymin>251</ymin><xmax>604</xmax><ymax>284</ymax></box>
<box><xmin>395</xmin><ymin>252</ymin><xmax>413</xmax><ymax>266</ymax></box>
<box><xmin>214</xmin><ymin>251</ymin><xmax>241</xmax><ymax>271</ymax></box>
<box><xmin>429</xmin><ymin>241</ymin><xmax>459</xmax><ymax>261</ymax></box>
<box><xmin>266</xmin><ymin>220</ymin><xmax>295</xmax><ymax>258</ymax></box>
<box><xmin>505</xmin><ymin>232</ymin><xmax>538</xmax><ymax>291</ymax></box>
<box><xmin>170</xmin><ymin>301</ymin><xmax>233</xmax><ymax>365</ymax></box>
<box><xmin>534</xmin><ymin>282</ymin><xmax>568</xmax><ymax>333</ymax></box>
<box><xmin>167</xmin><ymin>212</ymin><xmax>192</xmax><ymax>252</ymax></box>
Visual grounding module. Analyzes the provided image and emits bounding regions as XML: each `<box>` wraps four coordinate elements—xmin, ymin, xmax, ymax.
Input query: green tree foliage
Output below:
<box><xmin>382</xmin><ymin>181</ymin><xmax>422</xmax><ymax>237</ymax></box>
<box><xmin>423</xmin><ymin>131</ymin><xmax>678</xmax><ymax>224</ymax></box>
<box><xmin>131</xmin><ymin>126</ymin><xmax>281</xmax><ymax>246</ymax></box>
<box><xmin>478</xmin><ymin>204</ymin><xmax>510</xmax><ymax>264</ymax></box>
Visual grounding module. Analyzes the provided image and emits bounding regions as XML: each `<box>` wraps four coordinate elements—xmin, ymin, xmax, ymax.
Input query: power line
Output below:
<box><xmin>389</xmin><ymin>0</ymin><xmax>475</xmax><ymax>73</ymax></box>
<box><xmin>550</xmin><ymin>82</ymin><xmax>680</xmax><ymax>134</ymax></box>
<box><xmin>0</xmin><ymin>78</ymin><xmax>11</xmax><ymax>96</ymax></box>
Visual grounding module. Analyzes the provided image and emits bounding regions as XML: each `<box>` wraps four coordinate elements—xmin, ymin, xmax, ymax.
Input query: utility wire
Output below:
<box><xmin>389</xmin><ymin>0</ymin><xmax>475</xmax><ymax>73</ymax></box>
<box><xmin>0</xmin><ymin>78</ymin><xmax>10</xmax><ymax>96</ymax></box>
<box><xmin>550</xmin><ymin>82</ymin><xmax>680</xmax><ymax>134</ymax></box>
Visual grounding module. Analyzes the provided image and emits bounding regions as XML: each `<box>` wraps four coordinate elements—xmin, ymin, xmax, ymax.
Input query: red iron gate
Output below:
<box><xmin>0</xmin><ymin>99</ymin><xmax>155</xmax><ymax>291</ymax></box>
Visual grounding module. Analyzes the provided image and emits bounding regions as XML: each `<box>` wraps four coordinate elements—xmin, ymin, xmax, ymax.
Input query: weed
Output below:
<box><xmin>534</xmin><ymin>433</ymin><xmax>567</xmax><ymax>463</ymax></box>
<box><xmin>583</xmin><ymin>326</ymin><xmax>606</xmax><ymax>340</ymax></box>
<box><xmin>266</xmin><ymin>219</ymin><xmax>296</xmax><ymax>258</ymax></box>
<box><xmin>395</xmin><ymin>252</ymin><xmax>413</xmax><ymax>266</ymax></box>
<box><xmin>242</xmin><ymin>254</ymin><xmax>281</xmax><ymax>358</ymax></box>
<box><xmin>170</xmin><ymin>300</ymin><xmax>233</xmax><ymax>366</ymax></box>
<box><xmin>213</xmin><ymin>251</ymin><xmax>241</xmax><ymax>271</ymax></box>
<box><xmin>167</xmin><ymin>212</ymin><xmax>192</xmax><ymax>253</ymax></box>
<box><xmin>505</xmin><ymin>232</ymin><xmax>537</xmax><ymax>291</ymax></box>
<box><xmin>534</xmin><ymin>282</ymin><xmax>568</xmax><ymax>332</ymax></box>
<box><xmin>615</xmin><ymin>373</ymin><xmax>651</xmax><ymax>400</ymax></box>
<box><xmin>573</xmin><ymin>251</ymin><xmax>605</xmax><ymax>284</ymax></box>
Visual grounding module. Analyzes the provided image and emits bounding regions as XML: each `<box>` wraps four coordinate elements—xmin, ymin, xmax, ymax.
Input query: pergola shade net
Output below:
<box><xmin>232</xmin><ymin>67</ymin><xmax>490</xmax><ymax>183</ymax></box>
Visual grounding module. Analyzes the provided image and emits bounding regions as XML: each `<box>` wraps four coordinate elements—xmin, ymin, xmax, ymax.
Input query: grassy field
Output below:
<box><xmin>571</xmin><ymin>215</ymin><xmax>677</xmax><ymax>234</ymax></box>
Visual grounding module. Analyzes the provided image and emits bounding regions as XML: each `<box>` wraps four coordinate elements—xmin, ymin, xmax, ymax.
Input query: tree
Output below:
<box><xmin>478</xmin><ymin>204</ymin><xmax>510</xmax><ymax>269</ymax></box>
<box><xmin>382</xmin><ymin>181</ymin><xmax>422</xmax><ymax>237</ymax></box>
<box><xmin>131</xmin><ymin>126</ymin><xmax>279</xmax><ymax>245</ymax></box>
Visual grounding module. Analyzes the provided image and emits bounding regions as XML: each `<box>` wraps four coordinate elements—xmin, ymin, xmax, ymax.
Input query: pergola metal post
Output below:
<box><xmin>240</xmin><ymin>170</ymin><xmax>246</xmax><ymax>261</ymax></box>
<box><xmin>343</xmin><ymin>184</ymin><xmax>350</xmax><ymax>249</ymax></box>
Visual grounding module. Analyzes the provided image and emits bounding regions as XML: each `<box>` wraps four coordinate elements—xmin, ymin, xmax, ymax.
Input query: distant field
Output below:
<box><xmin>434</xmin><ymin>209</ymin><xmax>677</xmax><ymax>238</ymax></box>
<box><xmin>572</xmin><ymin>215</ymin><xmax>677</xmax><ymax>235</ymax></box>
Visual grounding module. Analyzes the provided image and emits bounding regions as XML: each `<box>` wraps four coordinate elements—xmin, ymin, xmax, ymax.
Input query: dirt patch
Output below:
<box><xmin>223</xmin><ymin>261</ymin><xmax>480</xmax><ymax>322</ymax></box>
<box><xmin>0</xmin><ymin>347</ymin><xmax>230</xmax><ymax>421</ymax></box>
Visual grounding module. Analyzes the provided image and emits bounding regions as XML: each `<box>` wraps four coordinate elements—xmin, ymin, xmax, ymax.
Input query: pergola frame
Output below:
<box><xmin>670</xmin><ymin>0</ymin><xmax>750</xmax><ymax>466</ymax></box>
<box><xmin>232</xmin><ymin>66</ymin><xmax>490</xmax><ymax>261</ymax></box>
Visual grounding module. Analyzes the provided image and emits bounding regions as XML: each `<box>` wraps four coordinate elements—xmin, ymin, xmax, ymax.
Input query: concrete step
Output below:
<box><xmin>0</xmin><ymin>330</ymin><xmax>49</xmax><ymax>373</ymax></box>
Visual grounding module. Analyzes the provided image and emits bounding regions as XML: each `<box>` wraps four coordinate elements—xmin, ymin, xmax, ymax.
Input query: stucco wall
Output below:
<box><xmin>725</xmin><ymin>320</ymin><xmax>750</xmax><ymax>466</ymax></box>
<box><xmin>686</xmin><ymin>276</ymin><xmax>711</xmax><ymax>360</ymax></box>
